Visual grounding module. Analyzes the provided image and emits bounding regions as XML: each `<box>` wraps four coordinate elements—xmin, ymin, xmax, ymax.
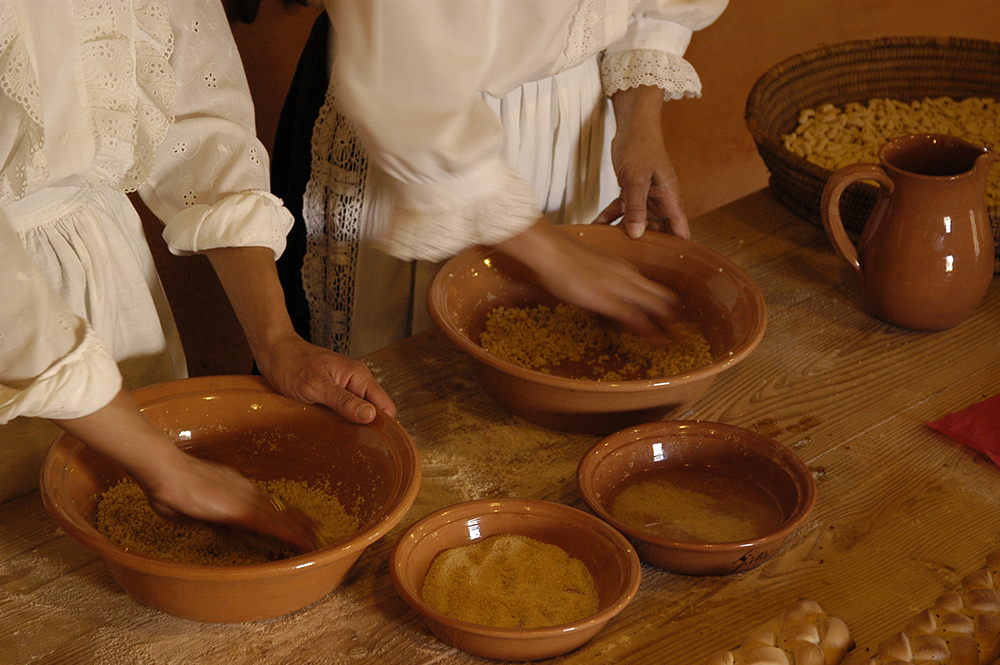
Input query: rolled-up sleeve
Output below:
<box><xmin>602</xmin><ymin>0</ymin><xmax>728</xmax><ymax>99</ymax></box>
<box><xmin>0</xmin><ymin>212</ymin><xmax>121</xmax><ymax>424</ymax></box>
<box><xmin>137</xmin><ymin>0</ymin><xmax>293</xmax><ymax>259</ymax></box>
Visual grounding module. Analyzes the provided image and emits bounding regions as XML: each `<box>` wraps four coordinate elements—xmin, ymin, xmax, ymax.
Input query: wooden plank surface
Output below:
<box><xmin>3</xmin><ymin>189</ymin><xmax>999</xmax><ymax>665</ymax></box>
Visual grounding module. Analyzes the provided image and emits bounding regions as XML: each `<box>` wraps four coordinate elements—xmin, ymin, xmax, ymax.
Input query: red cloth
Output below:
<box><xmin>926</xmin><ymin>394</ymin><xmax>1000</xmax><ymax>466</ymax></box>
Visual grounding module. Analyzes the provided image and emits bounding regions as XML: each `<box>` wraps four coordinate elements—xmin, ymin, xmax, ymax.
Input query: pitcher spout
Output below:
<box><xmin>974</xmin><ymin>148</ymin><xmax>999</xmax><ymax>182</ymax></box>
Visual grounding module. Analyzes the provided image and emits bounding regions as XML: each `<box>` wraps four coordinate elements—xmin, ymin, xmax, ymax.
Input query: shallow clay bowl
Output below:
<box><xmin>427</xmin><ymin>225</ymin><xmax>767</xmax><ymax>434</ymax></box>
<box><xmin>40</xmin><ymin>375</ymin><xmax>421</xmax><ymax>623</ymax></box>
<box><xmin>390</xmin><ymin>498</ymin><xmax>641</xmax><ymax>661</ymax></box>
<box><xmin>577</xmin><ymin>421</ymin><xmax>816</xmax><ymax>576</ymax></box>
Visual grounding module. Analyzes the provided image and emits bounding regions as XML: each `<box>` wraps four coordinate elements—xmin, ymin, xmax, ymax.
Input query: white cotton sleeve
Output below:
<box><xmin>137</xmin><ymin>0</ymin><xmax>293</xmax><ymax>259</ymax></box>
<box><xmin>327</xmin><ymin>1</ymin><xmax>545</xmax><ymax>261</ymax></box>
<box><xmin>0</xmin><ymin>212</ymin><xmax>121</xmax><ymax>424</ymax></box>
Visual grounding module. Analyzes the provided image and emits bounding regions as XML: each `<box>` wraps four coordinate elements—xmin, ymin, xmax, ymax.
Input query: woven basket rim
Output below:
<box><xmin>745</xmin><ymin>34</ymin><xmax>1000</xmax><ymax>188</ymax></box>
<box><xmin>747</xmin><ymin>35</ymin><xmax>1000</xmax><ymax>107</ymax></box>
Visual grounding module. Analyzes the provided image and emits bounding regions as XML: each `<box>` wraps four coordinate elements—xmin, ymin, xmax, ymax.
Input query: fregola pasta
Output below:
<box><xmin>479</xmin><ymin>303</ymin><xmax>713</xmax><ymax>381</ymax></box>
<box><xmin>97</xmin><ymin>477</ymin><xmax>359</xmax><ymax>565</ymax></box>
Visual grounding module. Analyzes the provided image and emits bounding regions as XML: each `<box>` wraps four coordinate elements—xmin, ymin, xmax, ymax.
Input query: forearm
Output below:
<box><xmin>53</xmin><ymin>388</ymin><xmax>321</xmax><ymax>551</ymax></box>
<box><xmin>51</xmin><ymin>389</ymin><xmax>186</xmax><ymax>492</ymax></box>
<box><xmin>204</xmin><ymin>246</ymin><xmax>297</xmax><ymax>365</ymax></box>
<box><xmin>204</xmin><ymin>245</ymin><xmax>396</xmax><ymax>422</ymax></box>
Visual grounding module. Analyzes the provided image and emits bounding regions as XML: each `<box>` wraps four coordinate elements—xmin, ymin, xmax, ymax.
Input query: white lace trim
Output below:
<box><xmin>601</xmin><ymin>49</ymin><xmax>703</xmax><ymax>100</ymax></box>
<box><xmin>302</xmin><ymin>81</ymin><xmax>367</xmax><ymax>355</ymax></box>
<box><xmin>77</xmin><ymin>0</ymin><xmax>177</xmax><ymax>193</ymax></box>
<box><xmin>0</xmin><ymin>4</ymin><xmax>48</xmax><ymax>201</ymax></box>
<box><xmin>0</xmin><ymin>0</ymin><xmax>176</xmax><ymax>201</ymax></box>
<box><xmin>564</xmin><ymin>0</ymin><xmax>600</xmax><ymax>69</ymax></box>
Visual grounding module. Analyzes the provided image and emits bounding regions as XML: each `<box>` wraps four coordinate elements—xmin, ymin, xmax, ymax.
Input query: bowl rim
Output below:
<box><xmin>576</xmin><ymin>420</ymin><xmax>818</xmax><ymax>553</ymax></box>
<box><xmin>427</xmin><ymin>225</ymin><xmax>767</xmax><ymax>392</ymax></box>
<box><xmin>389</xmin><ymin>497</ymin><xmax>642</xmax><ymax>639</ymax></box>
<box><xmin>39</xmin><ymin>375</ymin><xmax>422</xmax><ymax>580</ymax></box>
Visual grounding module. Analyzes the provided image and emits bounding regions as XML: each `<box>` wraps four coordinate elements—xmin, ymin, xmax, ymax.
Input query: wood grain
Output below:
<box><xmin>3</xmin><ymin>189</ymin><xmax>999</xmax><ymax>665</ymax></box>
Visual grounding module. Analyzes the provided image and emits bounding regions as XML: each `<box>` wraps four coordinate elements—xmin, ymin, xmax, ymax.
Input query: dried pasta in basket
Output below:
<box><xmin>842</xmin><ymin>549</ymin><xmax>1000</xmax><ymax>665</ymax></box>
<box><xmin>781</xmin><ymin>96</ymin><xmax>1000</xmax><ymax>211</ymax></box>
<box><xmin>707</xmin><ymin>598</ymin><xmax>854</xmax><ymax>665</ymax></box>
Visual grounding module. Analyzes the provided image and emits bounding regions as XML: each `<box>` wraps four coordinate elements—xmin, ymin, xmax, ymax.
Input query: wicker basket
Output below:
<box><xmin>745</xmin><ymin>36</ymin><xmax>1000</xmax><ymax>268</ymax></box>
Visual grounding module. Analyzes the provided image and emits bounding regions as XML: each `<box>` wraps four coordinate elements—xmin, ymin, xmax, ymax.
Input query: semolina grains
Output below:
<box><xmin>479</xmin><ymin>303</ymin><xmax>712</xmax><ymax>381</ymax></box>
<box><xmin>421</xmin><ymin>534</ymin><xmax>599</xmax><ymax>629</ymax></box>
<box><xmin>96</xmin><ymin>477</ymin><xmax>359</xmax><ymax>565</ymax></box>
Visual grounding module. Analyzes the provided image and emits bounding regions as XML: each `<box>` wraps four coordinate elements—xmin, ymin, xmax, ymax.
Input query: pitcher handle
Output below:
<box><xmin>820</xmin><ymin>163</ymin><xmax>894</xmax><ymax>274</ymax></box>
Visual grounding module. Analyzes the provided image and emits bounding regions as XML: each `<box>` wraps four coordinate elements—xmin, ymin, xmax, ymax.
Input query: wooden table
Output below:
<box><xmin>3</xmin><ymin>189</ymin><xmax>999</xmax><ymax>665</ymax></box>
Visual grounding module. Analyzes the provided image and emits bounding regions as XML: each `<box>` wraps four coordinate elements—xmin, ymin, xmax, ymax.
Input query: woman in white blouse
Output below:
<box><xmin>0</xmin><ymin>0</ymin><xmax>392</xmax><ymax>541</ymax></box>
<box><xmin>295</xmin><ymin>0</ymin><xmax>728</xmax><ymax>357</ymax></box>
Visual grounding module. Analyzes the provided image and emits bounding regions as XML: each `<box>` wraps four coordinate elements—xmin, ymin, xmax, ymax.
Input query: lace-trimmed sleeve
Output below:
<box><xmin>600</xmin><ymin>1</ymin><xmax>728</xmax><ymax>100</ymax></box>
<box><xmin>601</xmin><ymin>49</ymin><xmax>702</xmax><ymax>100</ymax></box>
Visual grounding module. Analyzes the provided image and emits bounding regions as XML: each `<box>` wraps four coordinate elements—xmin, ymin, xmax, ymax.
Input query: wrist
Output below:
<box><xmin>611</xmin><ymin>85</ymin><xmax>665</xmax><ymax>135</ymax></box>
<box><xmin>497</xmin><ymin>218</ymin><xmax>561</xmax><ymax>266</ymax></box>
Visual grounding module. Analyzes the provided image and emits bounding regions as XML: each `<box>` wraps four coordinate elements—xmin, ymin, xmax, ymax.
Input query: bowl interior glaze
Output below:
<box><xmin>578</xmin><ymin>420</ymin><xmax>816</xmax><ymax>576</ymax></box>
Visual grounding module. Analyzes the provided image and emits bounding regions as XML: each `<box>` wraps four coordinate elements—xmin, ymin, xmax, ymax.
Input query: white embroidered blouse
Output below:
<box><xmin>326</xmin><ymin>0</ymin><xmax>728</xmax><ymax>261</ymax></box>
<box><xmin>0</xmin><ymin>0</ymin><xmax>292</xmax><ymax>422</ymax></box>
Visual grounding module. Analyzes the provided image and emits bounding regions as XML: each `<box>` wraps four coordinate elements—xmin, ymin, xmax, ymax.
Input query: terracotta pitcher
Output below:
<box><xmin>821</xmin><ymin>133</ymin><xmax>996</xmax><ymax>331</ymax></box>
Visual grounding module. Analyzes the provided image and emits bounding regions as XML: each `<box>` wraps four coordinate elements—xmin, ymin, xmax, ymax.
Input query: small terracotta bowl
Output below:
<box><xmin>577</xmin><ymin>421</ymin><xmax>816</xmax><ymax>576</ymax></box>
<box><xmin>389</xmin><ymin>498</ymin><xmax>641</xmax><ymax>661</ymax></box>
<box><xmin>427</xmin><ymin>224</ymin><xmax>767</xmax><ymax>434</ymax></box>
<box><xmin>39</xmin><ymin>375</ymin><xmax>421</xmax><ymax>623</ymax></box>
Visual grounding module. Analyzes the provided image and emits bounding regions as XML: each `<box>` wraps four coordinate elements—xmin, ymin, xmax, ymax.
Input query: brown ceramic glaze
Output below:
<box><xmin>426</xmin><ymin>224</ymin><xmax>767</xmax><ymax>435</ymax></box>
<box><xmin>389</xmin><ymin>498</ymin><xmax>641</xmax><ymax>661</ymax></box>
<box><xmin>576</xmin><ymin>421</ymin><xmax>816</xmax><ymax>576</ymax></box>
<box><xmin>822</xmin><ymin>133</ymin><xmax>997</xmax><ymax>331</ymax></box>
<box><xmin>39</xmin><ymin>375</ymin><xmax>421</xmax><ymax>623</ymax></box>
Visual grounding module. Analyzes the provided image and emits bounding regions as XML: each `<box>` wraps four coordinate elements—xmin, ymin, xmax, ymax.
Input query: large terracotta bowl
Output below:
<box><xmin>577</xmin><ymin>421</ymin><xmax>816</xmax><ymax>576</ymax></box>
<box><xmin>39</xmin><ymin>375</ymin><xmax>421</xmax><ymax>623</ymax></box>
<box><xmin>427</xmin><ymin>225</ymin><xmax>767</xmax><ymax>434</ymax></box>
<box><xmin>389</xmin><ymin>498</ymin><xmax>641</xmax><ymax>661</ymax></box>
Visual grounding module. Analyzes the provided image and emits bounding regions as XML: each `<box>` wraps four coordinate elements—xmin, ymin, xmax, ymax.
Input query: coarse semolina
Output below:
<box><xmin>96</xmin><ymin>477</ymin><xmax>359</xmax><ymax>565</ymax></box>
<box><xmin>479</xmin><ymin>303</ymin><xmax>712</xmax><ymax>381</ymax></box>
<box><xmin>421</xmin><ymin>534</ymin><xmax>599</xmax><ymax>629</ymax></box>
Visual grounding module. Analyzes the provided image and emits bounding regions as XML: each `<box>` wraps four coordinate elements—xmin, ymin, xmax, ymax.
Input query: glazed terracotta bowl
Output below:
<box><xmin>577</xmin><ymin>421</ymin><xmax>816</xmax><ymax>576</ymax></box>
<box><xmin>389</xmin><ymin>498</ymin><xmax>641</xmax><ymax>661</ymax></box>
<box><xmin>40</xmin><ymin>375</ymin><xmax>421</xmax><ymax>623</ymax></box>
<box><xmin>426</xmin><ymin>224</ymin><xmax>767</xmax><ymax>434</ymax></box>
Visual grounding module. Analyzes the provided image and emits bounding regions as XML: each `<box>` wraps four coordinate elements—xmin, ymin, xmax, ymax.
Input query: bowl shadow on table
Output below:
<box><xmin>427</xmin><ymin>225</ymin><xmax>768</xmax><ymax>436</ymax></box>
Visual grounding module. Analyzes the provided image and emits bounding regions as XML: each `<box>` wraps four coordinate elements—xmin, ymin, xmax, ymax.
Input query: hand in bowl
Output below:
<box><xmin>142</xmin><ymin>455</ymin><xmax>324</xmax><ymax>554</ymax></box>
<box><xmin>498</xmin><ymin>219</ymin><xmax>681</xmax><ymax>340</ymax></box>
<box><xmin>54</xmin><ymin>388</ymin><xmax>322</xmax><ymax>554</ymax></box>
